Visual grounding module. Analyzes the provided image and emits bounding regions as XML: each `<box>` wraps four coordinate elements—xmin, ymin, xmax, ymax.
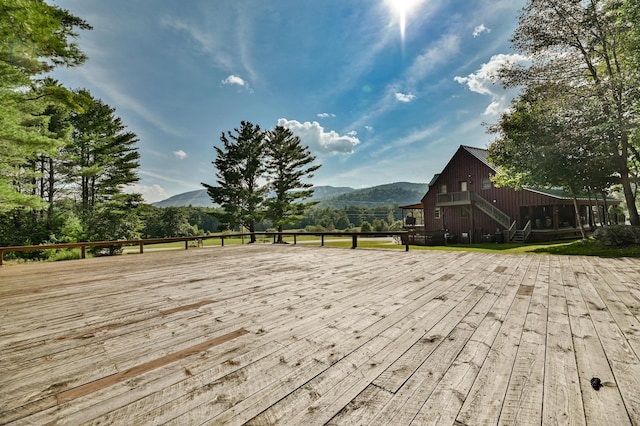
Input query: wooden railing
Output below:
<box><xmin>436</xmin><ymin>191</ymin><xmax>471</xmax><ymax>205</ymax></box>
<box><xmin>0</xmin><ymin>231</ymin><xmax>410</xmax><ymax>266</ymax></box>
<box><xmin>508</xmin><ymin>220</ymin><xmax>517</xmax><ymax>241</ymax></box>
<box><xmin>522</xmin><ymin>220</ymin><xmax>532</xmax><ymax>242</ymax></box>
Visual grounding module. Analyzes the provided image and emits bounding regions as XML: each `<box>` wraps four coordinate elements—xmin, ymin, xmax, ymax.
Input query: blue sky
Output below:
<box><xmin>49</xmin><ymin>0</ymin><xmax>527</xmax><ymax>202</ymax></box>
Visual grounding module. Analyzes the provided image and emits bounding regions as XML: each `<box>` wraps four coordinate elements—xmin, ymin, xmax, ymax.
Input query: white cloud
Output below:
<box><xmin>222</xmin><ymin>75</ymin><xmax>247</xmax><ymax>87</ymax></box>
<box><xmin>473</xmin><ymin>24</ymin><xmax>491</xmax><ymax>38</ymax></box>
<box><xmin>395</xmin><ymin>92</ymin><xmax>416</xmax><ymax>103</ymax></box>
<box><xmin>347</xmin><ymin>130</ymin><xmax>358</xmax><ymax>137</ymax></box>
<box><xmin>123</xmin><ymin>183</ymin><xmax>169</xmax><ymax>203</ymax></box>
<box><xmin>277</xmin><ymin>118</ymin><xmax>360</xmax><ymax>154</ymax></box>
<box><xmin>173</xmin><ymin>150</ymin><xmax>188</xmax><ymax>160</ymax></box>
<box><xmin>317</xmin><ymin>113</ymin><xmax>336</xmax><ymax>118</ymax></box>
<box><xmin>454</xmin><ymin>53</ymin><xmax>529</xmax><ymax>115</ymax></box>
<box><xmin>365</xmin><ymin>125</ymin><xmax>374</xmax><ymax>132</ymax></box>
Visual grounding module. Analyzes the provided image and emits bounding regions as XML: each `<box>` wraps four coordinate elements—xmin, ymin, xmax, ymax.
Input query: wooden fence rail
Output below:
<box><xmin>0</xmin><ymin>231</ymin><xmax>409</xmax><ymax>266</ymax></box>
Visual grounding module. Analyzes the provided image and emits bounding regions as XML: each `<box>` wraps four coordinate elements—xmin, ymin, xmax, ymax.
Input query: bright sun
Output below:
<box><xmin>386</xmin><ymin>0</ymin><xmax>422</xmax><ymax>41</ymax></box>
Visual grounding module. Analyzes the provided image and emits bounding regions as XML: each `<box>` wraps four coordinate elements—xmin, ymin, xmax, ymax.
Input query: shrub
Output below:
<box><xmin>593</xmin><ymin>225</ymin><xmax>640</xmax><ymax>246</ymax></box>
<box><xmin>50</xmin><ymin>249</ymin><xmax>82</xmax><ymax>262</ymax></box>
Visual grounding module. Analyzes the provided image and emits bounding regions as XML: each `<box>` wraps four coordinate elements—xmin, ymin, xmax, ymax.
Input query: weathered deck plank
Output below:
<box><xmin>1</xmin><ymin>244</ymin><xmax>639</xmax><ymax>425</ymax></box>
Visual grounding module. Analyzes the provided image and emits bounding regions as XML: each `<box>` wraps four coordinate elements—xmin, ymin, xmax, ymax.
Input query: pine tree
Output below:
<box><xmin>202</xmin><ymin>121</ymin><xmax>266</xmax><ymax>243</ymax></box>
<box><xmin>264</xmin><ymin>126</ymin><xmax>320</xmax><ymax>242</ymax></box>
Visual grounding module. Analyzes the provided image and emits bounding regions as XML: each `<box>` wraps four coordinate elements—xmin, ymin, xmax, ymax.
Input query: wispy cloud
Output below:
<box><xmin>454</xmin><ymin>53</ymin><xmax>529</xmax><ymax>115</ymax></box>
<box><xmin>278</xmin><ymin>118</ymin><xmax>360</xmax><ymax>155</ymax></box>
<box><xmin>317</xmin><ymin>113</ymin><xmax>336</xmax><ymax>118</ymax></box>
<box><xmin>395</xmin><ymin>92</ymin><xmax>416</xmax><ymax>103</ymax></box>
<box><xmin>173</xmin><ymin>150</ymin><xmax>188</xmax><ymax>159</ymax></box>
<box><xmin>161</xmin><ymin>17</ymin><xmax>234</xmax><ymax>70</ymax></box>
<box><xmin>162</xmin><ymin>13</ymin><xmax>259</xmax><ymax>84</ymax></box>
<box><xmin>347</xmin><ymin>32</ymin><xmax>461</xmax><ymax>130</ymax></box>
<box><xmin>374</xmin><ymin>124</ymin><xmax>442</xmax><ymax>156</ymax></box>
<box><xmin>71</xmin><ymin>66</ymin><xmax>183</xmax><ymax>138</ymax></box>
<box><xmin>473</xmin><ymin>24</ymin><xmax>491</xmax><ymax>38</ymax></box>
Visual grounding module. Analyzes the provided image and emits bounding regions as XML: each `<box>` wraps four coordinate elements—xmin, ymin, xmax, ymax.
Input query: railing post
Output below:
<box><xmin>0</xmin><ymin>250</ymin><xmax>3</xmax><ymax>266</ymax></box>
<box><xmin>139</xmin><ymin>242</ymin><xmax>144</xmax><ymax>254</ymax></box>
<box><xmin>352</xmin><ymin>235</ymin><xmax>357</xmax><ymax>249</ymax></box>
<box><xmin>221</xmin><ymin>237</ymin><xmax>225</xmax><ymax>247</ymax></box>
<box><xmin>185</xmin><ymin>240</ymin><xmax>189</xmax><ymax>250</ymax></box>
<box><xmin>294</xmin><ymin>235</ymin><xmax>297</xmax><ymax>245</ymax></box>
<box><xmin>321</xmin><ymin>235</ymin><xmax>324</xmax><ymax>246</ymax></box>
<box><xmin>81</xmin><ymin>246</ymin><xmax>86</xmax><ymax>259</ymax></box>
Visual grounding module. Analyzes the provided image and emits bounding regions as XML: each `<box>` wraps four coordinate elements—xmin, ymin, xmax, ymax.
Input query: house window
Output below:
<box><xmin>434</xmin><ymin>207</ymin><xmax>441</xmax><ymax>219</ymax></box>
<box><xmin>440</xmin><ymin>184</ymin><xmax>447</xmax><ymax>194</ymax></box>
<box><xmin>482</xmin><ymin>177</ymin><xmax>492</xmax><ymax>190</ymax></box>
<box><xmin>460</xmin><ymin>181</ymin><xmax>468</xmax><ymax>192</ymax></box>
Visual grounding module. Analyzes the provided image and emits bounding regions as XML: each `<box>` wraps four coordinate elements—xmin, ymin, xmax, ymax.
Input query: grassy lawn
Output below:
<box><xmin>320</xmin><ymin>238</ymin><xmax>640</xmax><ymax>257</ymax></box>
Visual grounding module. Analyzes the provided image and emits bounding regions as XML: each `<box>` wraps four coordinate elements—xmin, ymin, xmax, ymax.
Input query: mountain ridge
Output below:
<box><xmin>152</xmin><ymin>182</ymin><xmax>426</xmax><ymax>208</ymax></box>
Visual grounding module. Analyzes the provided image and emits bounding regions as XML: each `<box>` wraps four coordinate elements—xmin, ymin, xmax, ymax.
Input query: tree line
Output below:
<box><xmin>1</xmin><ymin>1</ymin><xmax>142</xmax><ymax>255</ymax></box>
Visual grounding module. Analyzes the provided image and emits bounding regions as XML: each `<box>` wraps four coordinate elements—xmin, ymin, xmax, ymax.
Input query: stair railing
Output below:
<box><xmin>522</xmin><ymin>220</ymin><xmax>532</xmax><ymax>242</ymax></box>
<box><xmin>508</xmin><ymin>220</ymin><xmax>517</xmax><ymax>241</ymax></box>
<box><xmin>470</xmin><ymin>192</ymin><xmax>511</xmax><ymax>229</ymax></box>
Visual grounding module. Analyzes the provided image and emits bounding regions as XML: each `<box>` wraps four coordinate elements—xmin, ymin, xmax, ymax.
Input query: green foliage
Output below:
<box><xmin>264</xmin><ymin>125</ymin><xmax>320</xmax><ymax>241</ymax></box>
<box><xmin>202</xmin><ymin>121</ymin><xmax>266</xmax><ymax>242</ymax></box>
<box><xmin>498</xmin><ymin>0</ymin><xmax>640</xmax><ymax>225</ymax></box>
<box><xmin>0</xmin><ymin>0</ymin><xmax>91</xmax><ymax>87</ymax></box>
<box><xmin>1</xmin><ymin>2</ymin><xmax>90</xmax><ymax>211</ymax></box>
<box><xmin>360</xmin><ymin>221</ymin><xmax>372</xmax><ymax>232</ymax></box>
<box><xmin>66</xmin><ymin>90</ymin><xmax>140</xmax><ymax>213</ymax></box>
<box><xmin>593</xmin><ymin>225</ymin><xmax>640</xmax><ymax>246</ymax></box>
<box><xmin>85</xmin><ymin>194</ymin><xmax>142</xmax><ymax>255</ymax></box>
<box><xmin>140</xmin><ymin>206</ymin><xmax>196</xmax><ymax>238</ymax></box>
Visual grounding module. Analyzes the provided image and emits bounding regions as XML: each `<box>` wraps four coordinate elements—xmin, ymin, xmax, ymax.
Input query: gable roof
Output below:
<box><xmin>461</xmin><ymin>145</ymin><xmax>499</xmax><ymax>173</ymax></box>
<box><xmin>436</xmin><ymin>145</ymin><xmax>620</xmax><ymax>203</ymax></box>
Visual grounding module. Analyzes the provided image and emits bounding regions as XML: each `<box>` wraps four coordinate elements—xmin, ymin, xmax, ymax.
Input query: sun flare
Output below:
<box><xmin>386</xmin><ymin>0</ymin><xmax>422</xmax><ymax>41</ymax></box>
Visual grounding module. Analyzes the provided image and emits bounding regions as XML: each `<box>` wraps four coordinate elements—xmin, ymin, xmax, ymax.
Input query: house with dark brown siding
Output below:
<box><xmin>403</xmin><ymin>145</ymin><xmax>618</xmax><ymax>244</ymax></box>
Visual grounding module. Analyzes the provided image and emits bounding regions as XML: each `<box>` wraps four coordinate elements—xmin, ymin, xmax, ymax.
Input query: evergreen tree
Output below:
<box><xmin>264</xmin><ymin>126</ymin><xmax>320</xmax><ymax>243</ymax></box>
<box><xmin>66</xmin><ymin>91</ymin><xmax>140</xmax><ymax>215</ymax></box>
<box><xmin>202</xmin><ymin>121</ymin><xmax>266</xmax><ymax>243</ymax></box>
<box><xmin>0</xmin><ymin>1</ymin><xmax>90</xmax><ymax>211</ymax></box>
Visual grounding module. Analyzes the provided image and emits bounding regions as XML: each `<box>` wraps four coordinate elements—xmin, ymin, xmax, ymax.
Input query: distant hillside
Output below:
<box><xmin>315</xmin><ymin>182</ymin><xmax>426</xmax><ymax>208</ymax></box>
<box><xmin>152</xmin><ymin>182</ymin><xmax>425</xmax><ymax>209</ymax></box>
<box><xmin>152</xmin><ymin>190</ymin><xmax>215</xmax><ymax>208</ymax></box>
<box><xmin>307</xmin><ymin>186</ymin><xmax>354</xmax><ymax>202</ymax></box>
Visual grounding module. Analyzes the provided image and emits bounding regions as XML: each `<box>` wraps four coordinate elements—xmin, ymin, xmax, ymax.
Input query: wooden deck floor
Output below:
<box><xmin>1</xmin><ymin>245</ymin><xmax>639</xmax><ymax>425</ymax></box>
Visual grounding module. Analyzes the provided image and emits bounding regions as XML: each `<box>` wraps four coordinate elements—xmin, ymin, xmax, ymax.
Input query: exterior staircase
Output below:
<box><xmin>511</xmin><ymin>229</ymin><xmax>526</xmax><ymax>243</ymax></box>
<box><xmin>470</xmin><ymin>193</ymin><xmax>531</xmax><ymax>242</ymax></box>
<box><xmin>437</xmin><ymin>191</ymin><xmax>531</xmax><ymax>242</ymax></box>
<box><xmin>470</xmin><ymin>192</ymin><xmax>511</xmax><ymax>230</ymax></box>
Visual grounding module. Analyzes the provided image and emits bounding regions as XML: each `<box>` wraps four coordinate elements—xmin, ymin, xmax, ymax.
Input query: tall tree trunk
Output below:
<box><xmin>618</xmin><ymin>133</ymin><xmax>639</xmax><ymax>225</ymax></box>
<box><xmin>571</xmin><ymin>194</ymin><xmax>587</xmax><ymax>240</ymax></box>
<box><xmin>601</xmin><ymin>191</ymin><xmax>610</xmax><ymax>226</ymax></box>
<box><xmin>277</xmin><ymin>224</ymin><xmax>284</xmax><ymax>243</ymax></box>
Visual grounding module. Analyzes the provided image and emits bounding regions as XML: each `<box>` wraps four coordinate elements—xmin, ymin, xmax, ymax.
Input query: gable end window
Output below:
<box><xmin>434</xmin><ymin>207</ymin><xmax>441</xmax><ymax>219</ymax></box>
<box><xmin>482</xmin><ymin>177</ymin><xmax>492</xmax><ymax>190</ymax></box>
